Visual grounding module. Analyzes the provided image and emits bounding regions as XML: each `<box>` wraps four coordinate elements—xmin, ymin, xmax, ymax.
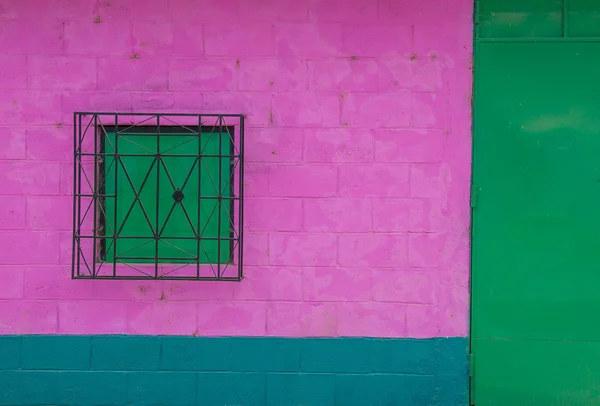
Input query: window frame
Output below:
<box><xmin>72</xmin><ymin>112</ymin><xmax>245</xmax><ymax>281</ymax></box>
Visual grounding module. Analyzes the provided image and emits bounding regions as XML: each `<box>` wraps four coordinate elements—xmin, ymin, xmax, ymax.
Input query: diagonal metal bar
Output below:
<box><xmin>97</xmin><ymin>117</ymin><xmax>115</xmax><ymax>155</ymax></box>
<box><xmin>157</xmin><ymin>201</ymin><xmax>178</xmax><ymax>237</ymax></box>
<box><xmin>176</xmin><ymin>157</ymin><xmax>199</xmax><ymax>192</ymax></box>
<box><xmin>119</xmin><ymin>135</ymin><xmax>156</xmax><ymax>154</ymax></box>
<box><xmin>160</xmin><ymin>115</ymin><xmax>201</xmax><ymax>135</ymax></box>
<box><xmin>200</xmin><ymin>157</ymin><xmax>220</xmax><ymax>198</ymax></box>
<box><xmin>97</xmin><ymin>203</ymin><xmax>114</xmax><ymax>236</ymax></box>
<box><xmin>206</xmin><ymin>117</ymin><xmax>222</xmax><ymax>133</ymax></box>
<box><xmin>178</xmin><ymin>203</ymin><xmax>199</xmax><ymax>238</ymax></box>
<box><xmin>219</xmin><ymin>240</ymin><xmax>239</xmax><ymax>277</ymax></box>
<box><xmin>162</xmin><ymin>205</ymin><xmax>198</xmax><ymax>240</ymax></box>
<box><xmin>78</xmin><ymin>198</ymin><xmax>94</xmax><ymax>231</ymax></box>
<box><xmin>159</xmin><ymin>262</ymin><xmax>194</xmax><ymax>278</ymax></box>
<box><xmin>160</xmin><ymin>135</ymin><xmax>198</xmax><ymax>154</ymax></box>
<box><xmin>78</xmin><ymin>245</ymin><xmax>92</xmax><ymax>276</ymax></box>
<box><xmin>79</xmin><ymin>160</ymin><xmax>95</xmax><ymax>195</ymax></box>
<box><xmin>159</xmin><ymin>239</ymin><xmax>197</xmax><ymax>258</ymax></box>
<box><xmin>118</xmin><ymin>115</ymin><xmax>158</xmax><ymax>134</ymax></box>
<box><xmin>93</xmin><ymin>260</ymin><xmax>107</xmax><ymax>277</ymax></box>
<box><xmin>199</xmin><ymin>199</ymin><xmax>219</xmax><ymax>237</ymax></box>
<box><xmin>200</xmin><ymin>130</ymin><xmax>217</xmax><ymax>156</ymax></box>
<box><xmin>76</xmin><ymin>115</ymin><xmax>95</xmax><ymax>154</ymax></box>
<box><xmin>103</xmin><ymin>236</ymin><xmax>115</xmax><ymax>260</ymax></box>
<box><xmin>116</xmin><ymin>157</ymin><xmax>157</xmax><ymax>236</ymax></box>
<box><xmin>198</xmin><ymin>239</ymin><xmax>217</xmax><ymax>277</ymax></box>
<box><xmin>223</xmin><ymin>203</ymin><xmax>238</xmax><ymax>240</ymax></box>
<box><xmin>116</xmin><ymin>260</ymin><xmax>155</xmax><ymax>278</ymax></box>
<box><xmin>221</xmin><ymin>157</ymin><xmax>239</xmax><ymax>196</ymax></box>
<box><xmin>223</xmin><ymin>125</ymin><xmax>239</xmax><ymax>156</ymax></box>
<box><xmin>159</xmin><ymin>156</ymin><xmax>177</xmax><ymax>191</ymax></box>
<box><xmin>115</xmin><ymin>238</ymin><xmax>154</xmax><ymax>257</ymax></box>
<box><xmin>103</xmin><ymin>154</ymin><xmax>116</xmax><ymax>181</ymax></box>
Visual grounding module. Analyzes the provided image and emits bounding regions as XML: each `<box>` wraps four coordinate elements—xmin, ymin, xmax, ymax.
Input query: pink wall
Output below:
<box><xmin>0</xmin><ymin>0</ymin><xmax>473</xmax><ymax>338</ymax></box>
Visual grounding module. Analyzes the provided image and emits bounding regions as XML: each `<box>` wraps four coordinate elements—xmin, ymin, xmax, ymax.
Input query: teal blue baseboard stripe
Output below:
<box><xmin>0</xmin><ymin>335</ymin><xmax>468</xmax><ymax>406</ymax></box>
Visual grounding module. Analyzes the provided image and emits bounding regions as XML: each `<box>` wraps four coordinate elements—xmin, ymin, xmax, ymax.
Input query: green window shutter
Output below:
<box><xmin>103</xmin><ymin>127</ymin><xmax>232</xmax><ymax>265</ymax></box>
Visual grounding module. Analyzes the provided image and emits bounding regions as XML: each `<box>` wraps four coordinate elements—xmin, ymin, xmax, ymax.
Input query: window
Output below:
<box><xmin>72</xmin><ymin>113</ymin><xmax>244</xmax><ymax>281</ymax></box>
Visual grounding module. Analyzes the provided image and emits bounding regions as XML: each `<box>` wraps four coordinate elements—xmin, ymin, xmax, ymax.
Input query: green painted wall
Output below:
<box><xmin>473</xmin><ymin>1</ymin><xmax>600</xmax><ymax>404</ymax></box>
<box><xmin>0</xmin><ymin>336</ymin><xmax>467</xmax><ymax>406</ymax></box>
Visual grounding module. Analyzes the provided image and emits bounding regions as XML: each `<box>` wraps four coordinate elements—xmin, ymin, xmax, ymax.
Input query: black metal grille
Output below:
<box><xmin>72</xmin><ymin>112</ymin><xmax>244</xmax><ymax>281</ymax></box>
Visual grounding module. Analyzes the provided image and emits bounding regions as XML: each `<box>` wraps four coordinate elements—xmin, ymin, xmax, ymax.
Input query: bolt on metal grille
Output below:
<box><xmin>72</xmin><ymin>112</ymin><xmax>244</xmax><ymax>281</ymax></box>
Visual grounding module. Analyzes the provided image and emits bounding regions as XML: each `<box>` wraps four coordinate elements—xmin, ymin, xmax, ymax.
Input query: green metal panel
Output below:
<box><xmin>472</xmin><ymin>33</ymin><xmax>600</xmax><ymax>406</ymax></box>
<box><xmin>476</xmin><ymin>0</ymin><xmax>600</xmax><ymax>39</ymax></box>
<box><xmin>569</xmin><ymin>0</ymin><xmax>600</xmax><ymax>36</ymax></box>
<box><xmin>103</xmin><ymin>128</ymin><xmax>231</xmax><ymax>264</ymax></box>
<box><xmin>477</xmin><ymin>0</ymin><xmax>563</xmax><ymax>38</ymax></box>
<box><xmin>476</xmin><ymin>340</ymin><xmax>600</xmax><ymax>405</ymax></box>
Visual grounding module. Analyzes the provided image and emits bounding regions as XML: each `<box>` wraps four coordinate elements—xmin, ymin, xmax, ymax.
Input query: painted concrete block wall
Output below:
<box><xmin>0</xmin><ymin>336</ymin><xmax>468</xmax><ymax>405</ymax></box>
<box><xmin>0</xmin><ymin>0</ymin><xmax>473</xmax><ymax>339</ymax></box>
<box><xmin>0</xmin><ymin>0</ymin><xmax>473</xmax><ymax>404</ymax></box>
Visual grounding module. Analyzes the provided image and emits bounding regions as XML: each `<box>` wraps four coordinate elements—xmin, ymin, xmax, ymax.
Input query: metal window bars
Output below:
<box><xmin>72</xmin><ymin>112</ymin><xmax>244</xmax><ymax>281</ymax></box>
